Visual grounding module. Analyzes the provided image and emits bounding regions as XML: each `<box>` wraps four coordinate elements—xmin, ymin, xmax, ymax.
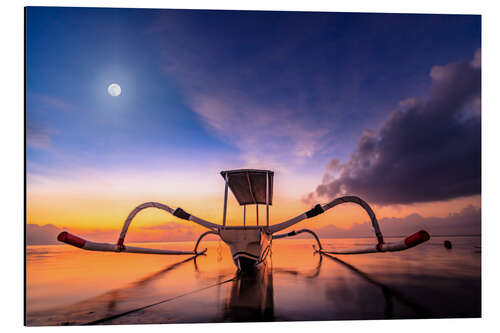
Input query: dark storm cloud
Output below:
<box><xmin>307</xmin><ymin>50</ymin><xmax>481</xmax><ymax>205</ymax></box>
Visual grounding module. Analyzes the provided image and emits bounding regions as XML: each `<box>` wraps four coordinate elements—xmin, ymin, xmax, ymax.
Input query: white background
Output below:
<box><xmin>1</xmin><ymin>0</ymin><xmax>499</xmax><ymax>331</ymax></box>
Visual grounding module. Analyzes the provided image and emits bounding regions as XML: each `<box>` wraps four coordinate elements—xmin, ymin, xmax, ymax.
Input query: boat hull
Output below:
<box><xmin>219</xmin><ymin>227</ymin><xmax>272</xmax><ymax>271</ymax></box>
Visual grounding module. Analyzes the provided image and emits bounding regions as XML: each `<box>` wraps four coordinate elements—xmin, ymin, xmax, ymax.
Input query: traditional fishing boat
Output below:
<box><xmin>57</xmin><ymin>169</ymin><xmax>430</xmax><ymax>271</ymax></box>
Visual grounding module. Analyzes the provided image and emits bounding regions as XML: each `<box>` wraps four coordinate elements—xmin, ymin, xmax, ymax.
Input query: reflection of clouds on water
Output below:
<box><xmin>222</xmin><ymin>261</ymin><xmax>275</xmax><ymax>322</ymax></box>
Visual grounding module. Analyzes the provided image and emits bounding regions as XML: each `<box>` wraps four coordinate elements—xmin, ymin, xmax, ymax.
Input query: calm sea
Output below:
<box><xmin>25</xmin><ymin>236</ymin><xmax>481</xmax><ymax>325</ymax></box>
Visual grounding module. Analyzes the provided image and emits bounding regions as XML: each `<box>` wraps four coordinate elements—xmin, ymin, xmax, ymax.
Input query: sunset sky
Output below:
<box><xmin>26</xmin><ymin>8</ymin><xmax>481</xmax><ymax>244</ymax></box>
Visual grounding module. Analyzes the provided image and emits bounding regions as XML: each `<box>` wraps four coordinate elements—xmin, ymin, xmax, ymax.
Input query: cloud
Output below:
<box><xmin>26</xmin><ymin>123</ymin><xmax>57</xmax><ymax>149</ymax></box>
<box><xmin>310</xmin><ymin>205</ymin><xmax>480</xmax><ymax>239</ymax></box>
<box><xmin>191</xmin><ymin>95</ymin><xmax>329</xmax><ymax>166</ymax></box>
<box><xmin>306</xmin><ymin>49</ymin><xmax>481</xmax><ymax>205</ymax></box>
<box><xmin>26</xmin><ymin>93</ymin><xmax>67</xmax><ymax>149</ymax></box>
<box><xmin>170</xmin><ymin>69</ymin><xmax>332</xmax><ymax>169</ymax></box>
<box><xmin>39</xmin><ymin>95</ymin><xmax>70</xmax><ymax>109</ymax></box>
<box><xmin>471</xmin><ymin>48</ymin><xmax>481</xmax><ymax>69</ymax></box>
<box><xmin>27</xmin><ymin>224</ymin><xmax>62</xmax><ymax>245</ymax></box>
<box><xmin>152</xmin><ymin>14</ymin><xmax>347</xmax><ymax>169</ymax></box>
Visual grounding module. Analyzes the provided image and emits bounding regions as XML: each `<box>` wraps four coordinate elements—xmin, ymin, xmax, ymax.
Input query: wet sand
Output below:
<box><xmin>25</xmin><ymin>236</ymin><xmax>481</xmax><ymax>325</ymax></box>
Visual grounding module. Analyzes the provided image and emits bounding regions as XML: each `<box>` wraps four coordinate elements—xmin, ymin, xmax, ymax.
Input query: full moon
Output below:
<box><xmin>107</xmin><ymin>83</ymin><xmax>121</xmax><ymax>97</ymax></box>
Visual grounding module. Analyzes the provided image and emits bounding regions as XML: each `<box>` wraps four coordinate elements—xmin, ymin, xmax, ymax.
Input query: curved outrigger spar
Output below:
<box><xmin>57</xmin><ymin>169</ymin><xmax>430</xmax><ymax>271</ymax></box>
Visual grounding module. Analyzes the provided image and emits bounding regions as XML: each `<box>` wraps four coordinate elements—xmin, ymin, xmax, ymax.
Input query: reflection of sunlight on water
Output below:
<box><xmin>27</xmin><ymin>241</ymin><xmax>234</xmax><ymax>313</ymax></box>
<box><xmin>26</xmin><ymin>236</ymin><xmax>480</xmax><ymax>325</ymax></box>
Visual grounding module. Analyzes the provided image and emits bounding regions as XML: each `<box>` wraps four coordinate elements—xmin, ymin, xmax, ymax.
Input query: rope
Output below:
<box><xmin>85</xmin><ymin>276</ymin><xmax>238</xmax><ymax>325</ymax></box>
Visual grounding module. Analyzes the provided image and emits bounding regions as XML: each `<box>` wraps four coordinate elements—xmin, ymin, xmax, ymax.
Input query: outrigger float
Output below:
<box><xmin>57</xmin><ymin>169</ymin><xmax>430</xmax><ymax>271</ymax></box>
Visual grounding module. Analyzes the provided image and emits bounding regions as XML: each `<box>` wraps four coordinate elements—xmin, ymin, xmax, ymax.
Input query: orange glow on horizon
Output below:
<box><xmin>28</xmin><ymin>182</ymin><xmax>481</xmax><ymax>243</ymax></box>
<box><xmin>27</xmin><ymin>162</ymin><xmax>481</xmax><ymax>243</ymax></box>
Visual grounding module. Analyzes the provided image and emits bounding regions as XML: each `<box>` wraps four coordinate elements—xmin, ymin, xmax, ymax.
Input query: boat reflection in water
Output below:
<box><xmin>222</xmin><ymin>256</ymin><xmax>275</xmax><ymax>321</ymax></box>
<box><xmin>222</xmin><ymin>252</ymin><xmax>325</xmax><ymax>322</ymax></box>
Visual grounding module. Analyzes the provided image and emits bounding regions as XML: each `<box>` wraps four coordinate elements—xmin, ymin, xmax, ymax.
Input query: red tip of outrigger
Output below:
<box><xmin>404</xmin><ymin>230</ymin><xmax>431</xmax><ymax>248</ymax></box>
<box><xmin>57</xmin><ymin>231</ymin><xmax>87</xmax><ymax>248</ymax></box>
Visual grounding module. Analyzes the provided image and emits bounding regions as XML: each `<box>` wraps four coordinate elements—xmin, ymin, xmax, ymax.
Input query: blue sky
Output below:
<box><xmin>26</xmin><ymin>7</ymin><xmax>481</xmax><ymax>210</ymax></box>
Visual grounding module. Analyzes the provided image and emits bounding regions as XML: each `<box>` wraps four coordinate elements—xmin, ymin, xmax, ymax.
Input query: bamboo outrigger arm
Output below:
<box><xmin>272</xmin><ymin>228</ymin><xmax>323</xmax><ymax>251</ymax></box>
<box><xmin>57</xmin><ymin>201</ymin><xmax>217</xmax><ymax>255</ymax></box>
<box><xmin>320</xmin><ymin>230</ymin><xmax>430</xmax><ymax>255</ymax></box>
<box><xmin>269</xmin><ymin>196</ymin><xmax>430</xmax><ymax>254</ymax></box>
<box><xmin>56</xmin><ymin>231</ymin><xmax>207</xmax><ymax>255</ymax></box>
<box><xmin>117</xmin><ymin>202</ymin><xmax>219</xmax><ymax>248</ymax></box>
<box><xmin>193</xmin><ymin>230</ymin><xmax>220</xmax><ymax>253</ymax></box>
<box><xmin>269</xmin><ymin>196</ymin><xmax>383</xmax><ymax>243</ymax></box>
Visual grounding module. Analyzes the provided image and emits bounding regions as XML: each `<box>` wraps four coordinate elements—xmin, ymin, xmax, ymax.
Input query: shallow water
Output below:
<box><xmin>25</xmin><ymin>236</ymin><xmax>481</xmax><ymax>325</ymax></box>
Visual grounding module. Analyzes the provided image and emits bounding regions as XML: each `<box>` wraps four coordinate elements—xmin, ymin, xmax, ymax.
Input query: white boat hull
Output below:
<box><xmin>219</xmin><ymin>227</ymin><xmax>272</xmax><ymax>271</ymax></box>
